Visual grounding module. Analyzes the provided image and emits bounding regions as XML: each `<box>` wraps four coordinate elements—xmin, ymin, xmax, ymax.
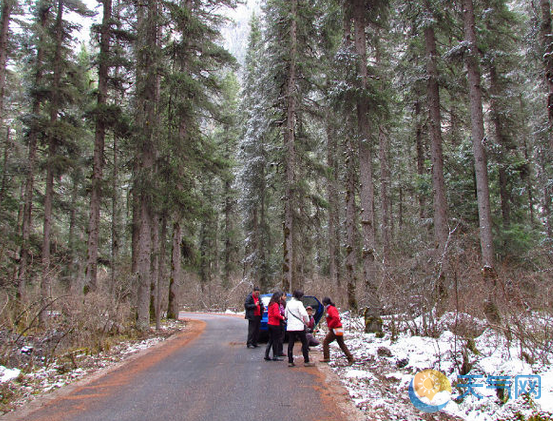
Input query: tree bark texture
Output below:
<box><xmin>463</xmin><ymin>0</ymin><xmax>495</xmax><ymax>269</ymax></box>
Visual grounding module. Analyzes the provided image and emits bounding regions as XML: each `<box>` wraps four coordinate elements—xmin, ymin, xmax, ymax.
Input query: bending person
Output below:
<box><xmin>320</xmin><ymin>297</ymin><xmax>354</xmax><ymax>365</ymax></box>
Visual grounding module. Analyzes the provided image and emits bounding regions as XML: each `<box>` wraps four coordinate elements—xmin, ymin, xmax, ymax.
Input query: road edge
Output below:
<box><xmin>0</xmin><ymin>319</ymin><xmax>206</xmax><ymax>421</ymax></box>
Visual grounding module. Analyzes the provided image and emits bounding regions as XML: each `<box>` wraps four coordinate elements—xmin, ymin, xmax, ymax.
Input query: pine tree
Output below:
<box><xmin>18</xmin><ymin>0</ymin><xmax>51</xmax><ymax>303</ymax></box>
<box><xmin>264</xmin><ymin>0</ymin><xmax>325</xmax><ymax>292</ymax></box>
<box><xmin>38</xmin><ymin>0</ymin><xmax>93</xmax><ymax>323</ymax></box>
<box><xmin>238</xmin><ymin>14</ymin><xmax>276</xmax><ymax>290</ymax></box>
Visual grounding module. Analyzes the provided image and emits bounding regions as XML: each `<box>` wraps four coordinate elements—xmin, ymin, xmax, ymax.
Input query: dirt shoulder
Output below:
<box><xmin>308</xmin><ymin>348</ymin><xmax>366</xmax><ymax>421</ymax></box>
<box><xmin>0</xmin><ymin>319</ymin><xmax>205</xmax><ymax>421</ymax></box>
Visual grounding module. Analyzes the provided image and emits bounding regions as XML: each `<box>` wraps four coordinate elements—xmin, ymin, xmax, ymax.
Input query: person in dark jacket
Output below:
<box><xmin>245</xmin><ymin>286</ymin><xmax>264</xmax><ymax>348</ymax></box>
<box><xmin>320</xmin><ymin>297</ymin><xmax>354</xmax><ymax>365</ymax></box>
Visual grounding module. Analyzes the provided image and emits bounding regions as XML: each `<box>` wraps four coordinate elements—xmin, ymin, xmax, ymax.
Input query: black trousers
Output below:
<box><xmin>247</xmin><ymin>316</ymin><xmax>262</xmax><ymax>346</ymax></box>
<box><xmin>277</xmin><ymin>323</ymin><xmax>285</xmax><ymax>355</ymax></box>
<box><xmin>265</xmin><ymin>324</ymin><xmax>281</xmax><ymax>358</ymax></box>
<box><xmin>287</xmin><ymin>330</ymin><xmax>309</xmax><ymax>364</ymax></box>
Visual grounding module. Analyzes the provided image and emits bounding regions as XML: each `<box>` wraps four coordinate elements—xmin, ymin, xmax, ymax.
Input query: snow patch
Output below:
<box><xmin>0</xmin><ymin>366</ymin><xmax>21</xmax><ymax>383</ymax></box>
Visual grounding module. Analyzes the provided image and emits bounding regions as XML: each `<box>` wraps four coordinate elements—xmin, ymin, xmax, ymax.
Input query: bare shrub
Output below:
<box><xmin>0</xmin><ymin>286</ymin><xmax>135</xmax><ymax>372</ymax></box>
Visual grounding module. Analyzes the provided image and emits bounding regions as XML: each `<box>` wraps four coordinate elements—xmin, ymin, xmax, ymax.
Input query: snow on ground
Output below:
<box><xmin>2</xmin><ymin>312</ymin><xmax>552</xmax><ymax>421</ymax></box>
<box><xmin>0</xmin><ymin>367</ymin><xmax>21</xmax><ymax>383</ymax></box>
<box><xmin>319</xmin><ymin>311</ymin><xmax>553</xmax><ymax>421</ymax></box>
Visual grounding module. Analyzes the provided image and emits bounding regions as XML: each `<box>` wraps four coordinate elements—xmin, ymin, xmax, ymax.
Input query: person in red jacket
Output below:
<box><xmin>320</xmin><ymin>297</ymin><xmax>354</xmax><ymax>365</ymax></box>
<box><xmin>264</xmin><ymin>291</ymin><xmax>285</xmax><ymax>361</ymax></box>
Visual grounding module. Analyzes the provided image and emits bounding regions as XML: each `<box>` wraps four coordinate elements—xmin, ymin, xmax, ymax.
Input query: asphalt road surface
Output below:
<box><xmin>3</xmin><ymin>313</ymin><xmax>354</xmax><ymax>421</ymax></box>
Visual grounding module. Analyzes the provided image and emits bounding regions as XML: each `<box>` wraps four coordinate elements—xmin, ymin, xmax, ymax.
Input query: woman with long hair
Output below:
<box><xmin>264</xmin><ymin>291</ymin><xmax>285</xmax><ymax>361</ymax></box>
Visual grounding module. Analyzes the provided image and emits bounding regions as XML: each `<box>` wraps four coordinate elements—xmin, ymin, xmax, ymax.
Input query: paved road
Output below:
<box><xmin>4</xmin><ymin>313</ymin><xmax>352</xmax><ymax>421</ymax></box>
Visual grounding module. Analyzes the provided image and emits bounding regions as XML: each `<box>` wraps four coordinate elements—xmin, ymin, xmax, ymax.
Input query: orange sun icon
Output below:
<box><xmin>413</xmin><ymin>369</ymin><xmax>451</xmax><ymax>402</ymax></box>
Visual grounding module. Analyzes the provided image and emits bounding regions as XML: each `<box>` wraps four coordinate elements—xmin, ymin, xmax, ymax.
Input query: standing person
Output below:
<box><xmin>305</xmin><ymin>306</ymin><xmax>320</xmax><ymax>347</ymax></box>
<box><xmin>320</xmin><ymin>297</ymin><xmax>354</xmax><ymax>365</ymax></box>
<box><xmin>265</xmin><ymin>292</ymin><xmax>285</xmax><ymax>361</ymax></box>
<box><xmin>245</xmin><ymin>286</ymin><xmax>264</xmax><ymax>348</ymax></box>
<box><xmin>285</xmin><ymin>290</ymin><xmax>314</xmax><ymax>367</ymax></box>
<box><xmin>277</xmin><ymin>294</ymin><xmax>287</xmax><ymax>357</ymax></box>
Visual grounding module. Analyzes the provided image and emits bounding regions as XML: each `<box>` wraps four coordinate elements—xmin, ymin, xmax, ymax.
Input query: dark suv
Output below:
<box><xmin>258</xmin><ymin>294</ymin><xmax>324</xmax><ymax>341</ymax></box>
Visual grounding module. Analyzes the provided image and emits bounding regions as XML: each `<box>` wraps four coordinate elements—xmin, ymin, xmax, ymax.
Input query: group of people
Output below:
<box><xmin>244</xmin><ymin>287</ymin><xmax>354</xmax><ymax>367</ymax></box>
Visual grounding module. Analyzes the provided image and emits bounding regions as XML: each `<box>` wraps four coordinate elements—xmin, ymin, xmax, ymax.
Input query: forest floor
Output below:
<box><xmin>1</xmin><ymin>311</ymin><xmax>553</xmax><ymax>421</ymax></box>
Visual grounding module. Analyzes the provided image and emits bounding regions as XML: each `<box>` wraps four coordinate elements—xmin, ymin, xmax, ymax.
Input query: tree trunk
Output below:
<box><xmin>488</xmin><ymin>65</ymin><xmax>511</xmax><ymax>228</ymax></box>
<box><xmin>222</xmin><ymin>122</ymin><xmax>234</xmax><ymax>289</ymax></box>
<box><xmin>259</xmin><ymin>167</ymin><xmax>269</xmax><ymax>290</ymax></box>
<box><xmin>345</xmin><ymin>134</ymin><xmax>358</xmax><ymax>310</ymax></box>
<box><xmin>541</xmin><ymin>0</ymin><xmax>553</xmax><ymax>137</ymax></box>
<box><xmin>282</xmin><ymin>0</ymin><xmax>298</xmax><ymax>293</ymax></box>
<box><xmin>167</xmin><ymin>221</ymin><xmax>182</xmax><ymax>320</ymax></box>
<box><xmin>414</xmin><ymin>99</ymin><xmax>426</xmax><ymax>219</ymax></box>
<box><xmin>326</xmin><ymin>120</ymin><xmax>340</xmax><ymax>287</ymax></box>
<box><xmin>379</xmin><ymin>126</ymin><xmax>391</xmax><ymax>266</ymax></box>
<box><xmin>521</xmin><ymin>134</ymin><xmax>535</xmax><ymax>224</ymax></box>
<box><xmin>68</xmin><ymin>171</ymin><xmax>84</xmax><ymax>294</ymax></box>
<box><xmin>0</xmin><ymin>128</ymin><xmax>9</xmax><ymax>211</ymax></box>
<box><xmin>223</xmin><ymin>176</ymin><xmax>232</xmax><ymax>288</ymax></box>
<box><xmin>425</xmin><ymin>21</ymin><xmax>449</xmax><ymax>312</ymax></box>
<box><xmin>540</xmin><ymin>0</ymin><xmax>553</xmax><ymax>240</ymax></box>
<box><xmin>150</xmin><ymin>216</ymin><xmax>160</xmax><ymax>329</ymax></box>
<box><xmin>135</xmin><ymin>0</ymin><xmax>159</xmax><ymax>331</ymax></box>
<box><xmin>158</xmin><ymin>214</ymin><xmax>167</xmax><ymax>327</ymax></box>
<box><xmin>85</xmin><ymin>0</ymin><xmax>112</xmax><ymax>293</ymax></box>
<box><xmin>352</xmin><ymin>2</ymin><xmax>378</xmax><ymax>316</ymax></box>
<box><xmin>110</xmin><ymin>134</ymin><xmax>120</xmax><ymax>291</ymax></box>
<box><xmin>463</xmin><ymin>0</ymin><xmax>495</xmax><ymax>269</ymax></box>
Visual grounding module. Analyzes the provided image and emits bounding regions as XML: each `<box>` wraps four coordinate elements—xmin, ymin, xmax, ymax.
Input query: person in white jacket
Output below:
<box><xmin>285</xmin><ymin>290</ymin><xmax>315</xmax><ymax>367</ymax></box>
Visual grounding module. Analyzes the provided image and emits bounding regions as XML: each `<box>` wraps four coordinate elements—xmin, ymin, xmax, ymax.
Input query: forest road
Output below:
<box><xmin>2</xmin><ymin>312</ymin><xmax>359</xmax><ymax>421</ymax></box>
